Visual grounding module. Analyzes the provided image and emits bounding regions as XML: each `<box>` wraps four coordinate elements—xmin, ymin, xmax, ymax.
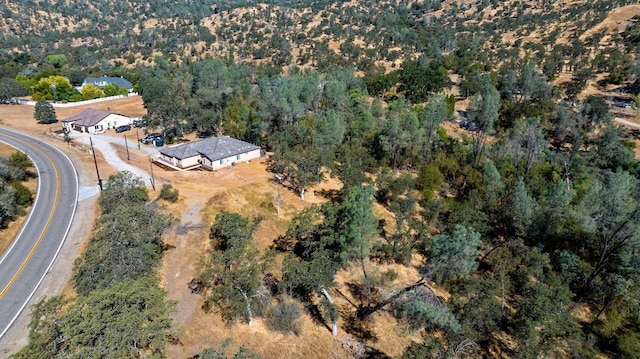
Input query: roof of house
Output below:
<box><xmin>61</xmin><ymin>108</ymin><xmax>112</xmax><ymax>127</ymax></box>
<box><xmin>160</xmin><ymin>136</ymin><xmax>260</xmax><ymax>162</ymax></box>
<box><xmin>83</xmin><ymin>76</ymin><xmax>133</xmax><ymax>89</ymax></box>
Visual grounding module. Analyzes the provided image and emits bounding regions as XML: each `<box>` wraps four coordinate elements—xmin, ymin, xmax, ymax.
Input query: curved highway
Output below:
<box><xmin>0</xmin><ymin>127</ymin><xmax>78</xmax><ymax>340</ymax></box>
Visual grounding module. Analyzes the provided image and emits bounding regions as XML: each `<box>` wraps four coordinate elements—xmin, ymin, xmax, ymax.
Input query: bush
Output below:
<box><xmin>401</xmin><ymin>340</ymin><xmax>445</xmax><ymax>359</ymax></box>
<box><xmin>619</xmin><ymin>332</ymin><xmax>640</xmax><ymax>359</ymax></box>
<box><xmin>9</xmin><ymin>151</ymin><xmax>32</xmax><ymax>172</ymax></box>
<box><xmin>266</xmin><ymin>301</ymin><xmax>303</xmax><ymax>335</ymax></box>
<box><xmin>11</xmin><ymin>181</ymin><xmax>32</xmax><ymax>206</ymax></box>
<box><xmin>159</xmin><ymin>183</ymin><xmax>179</xmax><ymax>203</ymax></box>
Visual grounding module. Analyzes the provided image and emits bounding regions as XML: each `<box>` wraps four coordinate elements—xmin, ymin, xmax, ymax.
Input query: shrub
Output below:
<box><xmin>619</xmin><ymin>332</ymin><xmax>640</xmax><ymax>359</ymax></box>
<box><xmin>9</xmin><ymin>151</ymin><xmax>32</xmax><ymax>172</ymax></box>
<box><xmin>266</xmin><ymin>301</ymin><xmax>303</xmax><ymax>335</ymax></box>
<box><xmin>11</xmin><ymin>181</ymin><xmax>32</xmax><ymax>206</ymax></box>
<box><xmin>159</xmin><ymin>183</ymin><xmax>179</xmax><ymax>203</ymax></box>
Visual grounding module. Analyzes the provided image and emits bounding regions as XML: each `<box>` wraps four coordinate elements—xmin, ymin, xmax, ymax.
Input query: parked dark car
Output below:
<box><xmin>115</xmin><ymin>125</ymin><xmax>131</xmax><ymax>133</ymax></box>
<box><xmin>459</xmin><ymin>120</ymin><xmax>478</xmax><ymax>131</ymax></box>
<box><xmin>140</xmin><ymin>133</ymin><xmax>162</xmax><ymax>144</ymax></box>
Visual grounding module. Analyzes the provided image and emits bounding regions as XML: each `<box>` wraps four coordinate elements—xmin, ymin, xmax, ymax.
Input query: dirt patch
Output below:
<box><xmin>580</xmin><ymin>4</ymin><xmax>640</xmax><ymax>41</ymax></box>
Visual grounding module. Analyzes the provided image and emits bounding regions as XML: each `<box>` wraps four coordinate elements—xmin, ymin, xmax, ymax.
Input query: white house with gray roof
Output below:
<box><xmin>158</xmin><ymin>136</ymin><xmax>261</xmax><ymax>170</ymax></box>
<box><xmin>81</xmin><ymin>76</ymin><xmax>133</xmax><ymax>91</ymax></box>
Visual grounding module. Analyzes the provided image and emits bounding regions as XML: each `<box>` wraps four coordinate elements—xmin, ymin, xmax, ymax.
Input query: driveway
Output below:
<box><xmin>71</xmin><ymin>131</ymin><xmax>160</xmax><ymax>185</ymax></box>
<box><xmin>614</xmin><ymin>117</ymin><xmax>640</xmax><ymax>129</ymax></box>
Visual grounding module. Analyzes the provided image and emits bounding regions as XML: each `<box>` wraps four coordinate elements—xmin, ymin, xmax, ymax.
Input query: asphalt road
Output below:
<box><xmin>0</xmin><ymin>127</ymin><xmax>78</xmax><ymax>340</ymax></box>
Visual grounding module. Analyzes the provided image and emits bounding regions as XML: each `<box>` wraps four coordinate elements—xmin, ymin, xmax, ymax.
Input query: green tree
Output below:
<box><xmin>279</xmin><ymin>203</ymin><xmax>345</xmax><ymax>336</ymax></box>
<box><xmin>313</xmin><ymin>110</ymin><xmax>345</xmax><ymax>150</ymax></box>
<box><xmin>44</xmin><ymin>54</ymin><xmax>67</xmax><ymax>69</ymax></box>
<box><xmin>73</xmin><ymin>203</ymin><xmax>172</xmax><ymax>295</ymax></box>
<box><xmin>418</xmin><ymin>95</ymin><xmax>449</xmax><ymax>162</ymax></box>
<box><xmin>80</xmin><ymin>83</ymin><xmax>105</xmax><ymax>100</ymax></box>
<box><xmin>11</xmin><ymin>181</ymin><xmax>32</xmax><ymax>207</ymax></box>
<box><xmin>510</xmin><ymin>272</ymin><xmax>582</xmax><ymax>357</ymax></box>
<box><xmin>379</xmin><ymin>99</ymin><xmax>420</xmax><ymax>169</ymax></box>
<box><xmin>398</xmin><ymin>59</ymin><xmax>450</xmax><ymax>103</ymax></box>
<box><xmin>64</xmin><ymin>278</ymin><xmax>175</xmax><ymax>358</ymax></box>
<box><xmin>468</xmin><ymin>75</ymin><xmax>501</xmax><ymax>164</ymax></box>
<box><xmin>280</xmin><ymin>145</ymin><xmax>329</xmax><ymax>199</ymax></box>
<box><xmin>199</xmin><ymin>212</ymin><xmax>269</xmax><ymax>327</ymax></box>
<box><xmin>428</xmin><ymin>225</ymin><xmax>481</xmax><ymax>283</ymax></box>
<box><xmin>194</xmin><ymin>339</ymin><xmax>261</xmax><ymax>359</ymax></box>
<box><xmin>63</xmin><ymin>67</ymin><xmax>87</xmax><ymax>86</ymax></box>
<box><xmin>392</xmin><ymin>286</ymin><xmax>461</xmax><ymax>333</ymax></box>
<box><xmin>578</xmin><ymin>171</ymin><xmax>640</xmax><ymax>314</ymax></box>
<box><xmin>102</xmin><ymin>83</ymin><xmax>128</xmax><ymax>97</ymax></box>
<box><xmin>33</xmin><ymin>75</ymin><xmax>72</xmax><ymax>101</ymax></box>
<box><xmin>0</xmin><ymin>183</ymin><xmax>16</xmax><ymax>228</ymax></box>
<box><xmin>209</xmin><ymin>212</ymin><xmax>260</xmax><ymax>251</ymax></box>
<box><xmin>98</xmin><ymin>171</ymin><xmax>149</xmax><ymax>214</ymax></box>
<box><xmin>0</xmin><ymin>78</ymin><xmax>27</xmax><ymax>102</ymax></box>
<box><xmin>339</xmin><ymin>185</ymin><xmax>379</xmax><ymax>281</ymax></box>
<box><xmin>507</xmin><ymin>118</ymin><xmax>547</xmax><ymax>175</ymax></box>
<box><xmin>11</xmin><ymin>296</ymin><xmax>68</xmax><ymax>359</ymax></box>
<box><xmin>416</xmin><ymin>164</ymin><xmax>444</xmax><ymax>201</ymax></box>
<box><xmin>34</xmin><ymin>101</ymin><xmax>57</xmax><ymax>124</ymax></box>
<box><xmin>510</xmin><ymin>178</ymin><xmax>536</xmax><ymax>238</ymax></box>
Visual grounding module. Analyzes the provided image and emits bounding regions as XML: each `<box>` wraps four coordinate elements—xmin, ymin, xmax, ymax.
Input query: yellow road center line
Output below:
<box><xmin>0</xmin><ymin>134</ymin><xmax>60</xmax><ymax>299</ymax></box>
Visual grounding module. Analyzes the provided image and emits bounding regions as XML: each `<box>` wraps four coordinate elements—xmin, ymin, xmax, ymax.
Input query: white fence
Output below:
<box><xmin>18</xmin><ymin>93</ymin><xmax>139</xmax><ymax>108</ymax></box>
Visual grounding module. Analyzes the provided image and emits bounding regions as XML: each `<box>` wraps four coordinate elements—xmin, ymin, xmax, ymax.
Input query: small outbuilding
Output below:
<box><xmin>61</xmin><ymin>108</ymin><xmax>132</xmax><ymax>134</ymax></box>
<box><xmin>158</xmin><ymin>136</ymin><xmax>261</xmax><ymax>171</ymax></box>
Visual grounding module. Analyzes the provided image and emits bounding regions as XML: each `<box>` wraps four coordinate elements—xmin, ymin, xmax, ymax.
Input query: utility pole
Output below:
<box><xmin>89</xmin><ymin>137</ymin><xmax>102</xmax><ymax>191</ymax></box>
<box><xmin>149</xmin><ymin>157</ymin><xmax>156</xmax><ymax>191</ymax></box>
<box><xmin>136</xmin><ymin>131</ymin><xmax>140</xmax><ymax>150</ymax></box>
<box><xmin>124</xmin><ymin>134</ymin><xmax>130</xmax><ymax>160</ymax></box>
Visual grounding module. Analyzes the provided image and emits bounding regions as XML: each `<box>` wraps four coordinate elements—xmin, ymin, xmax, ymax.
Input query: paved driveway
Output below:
<box><xmin>71</xmin><ymin>131</ymin><xmax>159</xmax><ymax>185</ymax></box>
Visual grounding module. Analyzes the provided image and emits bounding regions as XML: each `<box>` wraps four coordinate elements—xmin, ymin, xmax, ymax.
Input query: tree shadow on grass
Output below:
<box><xmin>315</xmin><ymin>188</ymin><xmax>342</xmax><ymax>201</ymax></box>
<box><xmin>345</xmin><ymin>282</ymin><xmax>377</xmax><ymax>307</ymax></box>
<box><xmin>362</xmin><ymin>348</ymin><xmax>392</xmax><ymax>359</ymax></box>
<box><xmin>304</xmin><ymin>302</ymin><xmax>332</xmax><ymax>333</ymax></box>
<box><xmin>341</xmin><ymin>309</ymin><xmax>377</xmax><ymax>342</ymax></box>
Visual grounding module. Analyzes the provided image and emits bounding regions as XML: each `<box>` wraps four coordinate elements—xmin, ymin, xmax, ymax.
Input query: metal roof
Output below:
<box><xmin>160</xmin><ymin>136</ymin><xmax>260</xmax><ymax>162</ymax></box>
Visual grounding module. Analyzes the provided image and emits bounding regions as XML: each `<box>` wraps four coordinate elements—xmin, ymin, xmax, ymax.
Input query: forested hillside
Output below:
<box><xmin>5</xmin><ymin>0</ymin><xmax>640</xmax><ymax>358</ymax></box>
<box><xmin>0</xmin><ymin>0</ymin><xmax>637</xmax><ymax>74</ymax></box>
